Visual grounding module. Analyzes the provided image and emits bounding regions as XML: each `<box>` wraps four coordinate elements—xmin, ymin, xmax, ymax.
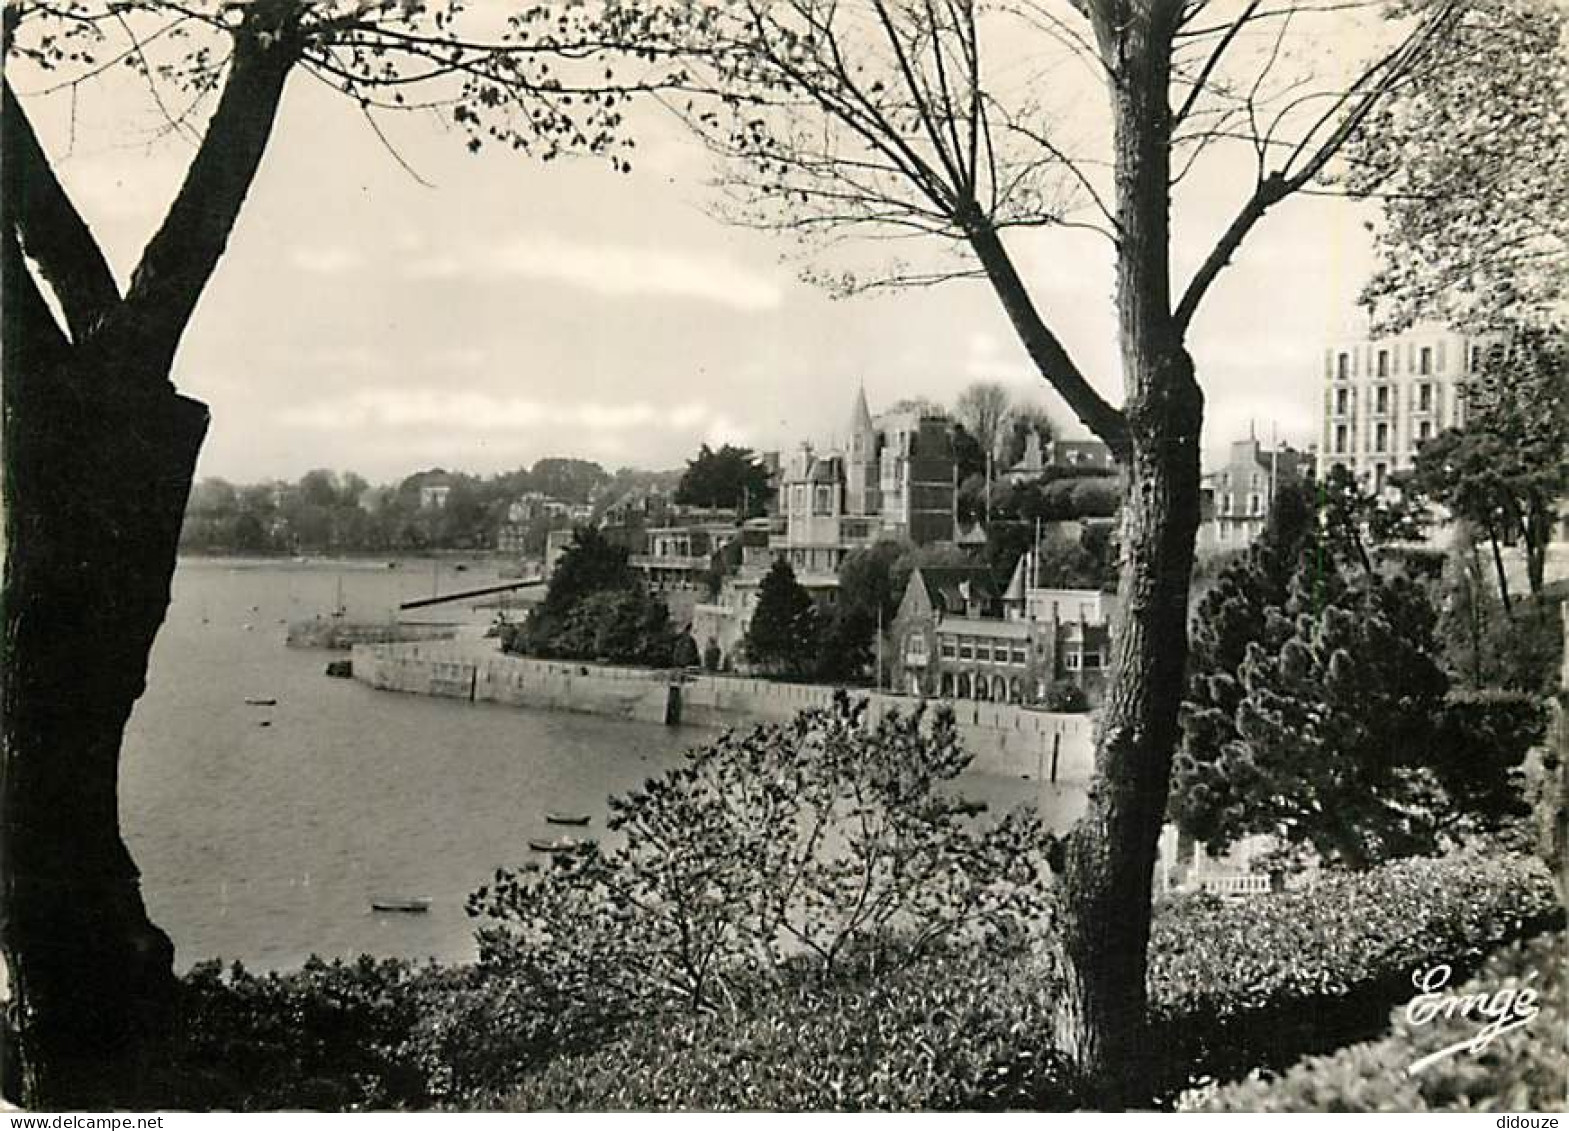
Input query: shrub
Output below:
<box><xmin>169</xmin><ymin>955</ymin><xmax>439</xmax><ymax>1110</ymax></box>
<box><xmin>492</xmin><ymin>944</ymin><xmax>1074</xmax><ymax>1112</ymax></box>
<box><xmin>469</xmin><ymin>696</ymin><xmax>1051</xmax><ymax>1033</ymax></box>
<box><xmin>1148</xmin><ymin>849</ymin><xmax>1562</xmax><ymax>1088</ymax></box>
<box><xmin>1042</xmin><ymin>679</ymin><xmax>1089</xmax><ymax>712</ymax></box>
<box><xmin>1185</xmin><ymin>930</ymin><xmax>1566</xmax><ymax>1112</ymax></box>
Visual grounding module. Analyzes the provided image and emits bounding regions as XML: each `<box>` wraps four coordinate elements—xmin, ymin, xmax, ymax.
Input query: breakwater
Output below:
<box><xmin>352</xmin><ymin>642</ymin><xmax>1096</xmax><ymax>783</ymax></box>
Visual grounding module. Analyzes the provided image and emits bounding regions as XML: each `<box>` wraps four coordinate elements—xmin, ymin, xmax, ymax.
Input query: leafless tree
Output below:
<box><xmin>954</xmin><ymin>379</ymin><xmax>1014</xmax><ymax>459</ymax></box>
<box><xmin>585</xmin><ymin>0</ymin><xmax>1470</xmax><ymax>1098</ymax></box>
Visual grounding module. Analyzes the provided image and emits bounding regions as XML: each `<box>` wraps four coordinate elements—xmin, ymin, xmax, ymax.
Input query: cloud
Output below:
<box><xmin>403</xmin><ymin>232</ymin><xmax>783</xmax><ymax>312</ymax></box>
<box><xmin>276</xmin><ymin>388</ymin><xmax>735</xmax><ymax>437</ymax></box>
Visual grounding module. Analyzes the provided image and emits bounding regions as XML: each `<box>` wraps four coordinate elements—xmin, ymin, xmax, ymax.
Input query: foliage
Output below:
<box><xmin>179</xmin><ymin>459</ymin><xmax>619</xmax><ymax>555</ymax></box>
<box><xmin>468</xmin><ymin>698</ymin><xmax>1051</xmax><ymax>1030</ymax></box>
<box><xmin>671</xmin><ymin>632</ymin><xmax>700</xmax><ymax>669</ymax></box>
<box><xmin>1439</xmin><ymin>537</ymin><xmax>1565</xmax><ymax>694</ymax></box>
<box><xmin>512</xmin><ymin>528</ymin><xmax>679</xmax><ymax>665</ymax></box>
<box><xmin>491</xmin><ymin>848</ymin><xmax>1559</xmax><ymax>1111</ymax></box>
<box><xmin>1408</xmin><ymin>328</ymin><xmax>1568</xmax><ymax>600</ymax></box>
<box><xmin>141</xmin><ymin>847</ymin><xmax>1558</xmax><ymax>1111</ymax></box>
<box><xmin>1185</xmin><ymin>930</ymin><xmax>1567</xmax><ymax>1112</ymax></box>
<box><xmin>744</xmin><ymin>559</ymin><xmax>820</xmax><ymax>677</ymax></box>
<box><xmin>1431</xmin><ymin>690</ymin><xmax>1547</xmax><ymax>828</ymax></box>
<box><xmin>816</xmin><ymin>539</ymin><xmax>912</xmax><ymax>683</ymax></box>
<box><xmin>496</xmin><ymin>944</ymin><xmax>1072</xmax><ymax>1112</ymax></box>
<box><xmin>167</xmin><ymin>955</ymin><xmax>440</xmax><ymax>1110</ymax></box>
<box><xmin>1173</xmin><ymin>477</ymin><xmax>1514</xmax><ymax>869</ymax></box>
<box><xmin>1348</xmin><ymin>0</ymin><xmax>1569</xmax><ymax>332</ymax></box>
<box><xmin>1042</xmin><ymin>680</ymin><xmax>1089</xmax><ymax>714</ymax></box>
<box><xmin>1149</xmin><ymin>849</ymin><xmax>1562</xmax><ymax>1088</ymax></box>
<box><xmin>676</xmin><ymin>443</ymin><xmax>773</xmax><ymax>516</ymax></box>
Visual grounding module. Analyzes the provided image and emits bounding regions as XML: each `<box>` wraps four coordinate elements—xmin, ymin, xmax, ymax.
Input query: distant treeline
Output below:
<box><xmin>178</xmin><ymin>459</ymin><xmax>676</xmax><ymax>555</ymax></box>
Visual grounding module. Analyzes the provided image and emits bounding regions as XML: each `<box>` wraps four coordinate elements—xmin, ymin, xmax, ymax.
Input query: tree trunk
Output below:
<box><xmin>1</xmin><ymin>13</ymin><xmax>297</xmax><ymax>1103</ymax></box>
<box><xmin>1485</xmin><ymin>520</ymin><xmax>1513</xmax><ymax>616</ymax></box>
<box><xmin>1</xmin><ymin>310</ymin><xmax>208</xmax><ymax>1104</ymax></box>
<box><xmin>1050</xmin><ymin>6</ymin><xmax>1202</xmax><ymax>1104</ymax></box>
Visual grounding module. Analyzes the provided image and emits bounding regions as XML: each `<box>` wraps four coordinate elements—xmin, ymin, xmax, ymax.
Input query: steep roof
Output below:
<box><xmin>848</xmin><ymin>384</ymin><xmax>875</xmax><ymax>438</ymax></box>
<box><xmin>913</xmin><ymin>565</ymin><xmax>999</xmax><ymax>615</ymax></box>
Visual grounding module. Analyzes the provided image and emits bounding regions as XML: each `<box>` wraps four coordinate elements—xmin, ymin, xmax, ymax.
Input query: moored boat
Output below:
<box><xmin>544</xmin><ymin>812</ymin><xmax>591</xmax><ymax>827</ymax></box>
<box><xmin>528</xmin><ymin>836</ymin><xmax>593</xmax><ymax>853</ymax></box>
<box><xmin>370</xmin><ymin>897</ymin><xmax>431</xmax><ymax>913</ymax></box>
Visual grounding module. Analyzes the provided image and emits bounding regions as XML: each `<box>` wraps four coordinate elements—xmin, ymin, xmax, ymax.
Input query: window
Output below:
<box><xmin>1377</xmin><ymin>350</ymin><xmax>1389</xmax><ymax>377</ymax></box>
<box><xmin>1064</xmin><ymin>652</ymin><xmax>1081</xmax><ymax>671</ymax></box>
<box><xmin>940</xmin><ymin>638</ymin><xmax>957</xmax><ymax>660</ymax></box>
<box><xmin>1418</xmin><ymin>383</ymin><xmax>1432</xmax><ymax>412</ymax></box>
<box><xmin>1334</xmin><ymin>424</ymin><xmax>1348</xmax><ymax>454</ymax></box>
<box><xmin>1418</xmin><ymin>420</ymin><xmax>1432</xmax><ymax>443</ymax></box>
<box><xmin>1471</xmin><ymin>345</ymin><xmax>1481</xmax><ymax>372</ymax></box>
<box><xmin>1335</xmin><ymin>388</ymin><xmax>1349</xmax><ymax>415</ymax></box>
<box><xmin>975</xmin><ymin>642</ymin><xmax>992</xmax><ymax>663</ymax></box>
<box><xmin>1375</xmin><ymin>422</ymin><xmax>1389</xmax><ymax>452</ymax></box>
<box><xmin>958</xmin><ymin>640</ymin><xmax>973</xmax><ymax>661</ymax></box>
<box><xmin>1010</xmin><ymin>645</ymin><xmax>1027</xmax><ymax>666</ymax></box>
<box><xmin>1083</xmin><ymin>652</ymin><xmax>1101</xmax><ymax>670</ymax></box>
<box><xmin>1337</xmin><ymin>353</ymin><xmax>1350</xmax><ymax>379</ymax></box>
<box><xmin>1375</xmin><ymin>385</ymin><xmax>1389</xmax><ymax>414</ymax></box>
<box><xmin>1375</xmin><ymin>463</ymin><xmax>1388</xmax><ymax>493</ymax></box>
<box><xmin>1248</xmin><ymin>492</ymin><xmax>1262</xmax><ymax>516</ymax></box>
<box><xmin>906</xmin><ymin>634</ymin><xmax>927</xmax><ymax>658</ymax></box>
<box><xmin>1419</xmin><ymin>346</ymin><xmax>1432</xmax><ymax>375</ymax></box>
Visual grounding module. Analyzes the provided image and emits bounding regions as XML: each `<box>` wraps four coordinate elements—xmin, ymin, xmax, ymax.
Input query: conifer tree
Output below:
<box><xmin>745</xmin><ymin>560</ymin><xmax>819</xmax><ymax>678</ymax></box>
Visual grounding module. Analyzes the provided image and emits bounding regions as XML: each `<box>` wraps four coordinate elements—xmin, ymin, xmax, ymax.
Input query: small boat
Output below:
<box><xmin>545</xmin><ymin>812</ymin><xmax>592</xmax><ymax>827</ymax></box>
<box><xmin>528</xmin><ymin>836</ymin><xmax>593</xmax><ymax>854</ymax></box>
<box><xmin>370</xmin><ymin>897</ymin><xmax>431</xmax><ymax>913</ymax></box>
<box><xmin>244</xmin><ymin>697</ymin><xmax>278</xmax><ymax>706</ymax></box>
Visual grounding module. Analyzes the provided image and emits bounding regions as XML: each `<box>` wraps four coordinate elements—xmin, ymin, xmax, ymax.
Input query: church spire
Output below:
<box><xmin>848</xmin><ymin>382</ymin><xmax>874</xmax><ymax>439</ymax></box>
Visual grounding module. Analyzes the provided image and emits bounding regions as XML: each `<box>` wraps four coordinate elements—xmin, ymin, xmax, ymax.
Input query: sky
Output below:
<box><xmin>14</xmin><ymin>4</ymin><xmax>1385</xmax><ymax>486</ymax></box>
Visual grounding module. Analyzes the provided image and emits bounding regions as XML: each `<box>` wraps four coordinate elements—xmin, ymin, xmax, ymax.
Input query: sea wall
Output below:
<box><xmin>353</xmin><ymin>644</ymin><xmax>1096</xmax><ymax>783</ymax></box>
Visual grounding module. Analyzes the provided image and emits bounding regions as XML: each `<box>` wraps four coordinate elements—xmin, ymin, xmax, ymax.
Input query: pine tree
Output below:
<box><xmin>745</xmin><ymin>560</ymin><xmax>819</xmax><ymax>678</ymax></box>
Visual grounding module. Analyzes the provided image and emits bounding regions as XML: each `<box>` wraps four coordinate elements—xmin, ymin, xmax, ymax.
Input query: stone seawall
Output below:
<box><xmin>353</xmin><ymin>643</ymin><xmax>1096</xmax><ymax>783</ymax></box>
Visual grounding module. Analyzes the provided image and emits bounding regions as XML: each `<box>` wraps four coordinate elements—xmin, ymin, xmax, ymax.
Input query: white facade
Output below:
<box><xmin>1317</xmin><ymin>325</ymin><xmax>1497</xmax><ymax>492</ymax></box>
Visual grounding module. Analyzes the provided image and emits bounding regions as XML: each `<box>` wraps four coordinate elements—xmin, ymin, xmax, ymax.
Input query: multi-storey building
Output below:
<box><xmin>889</xmin><ymin>554</ymin><xmax>1116</xmax><ymax>705</ymax></box>
<box><xmin>771</xmin><ymin>388</ymin><xmax>959</xmax><ymax>582</ymax></box>
<box><xmin>1318</xmin><ymin>325</ymin><xmax>1496</xmax><ymax>492</ymax></box>
<box><xmin>1198</xmin><ymin>435</ymin><xmax>1310</xmax><ymax>551</ymax></box>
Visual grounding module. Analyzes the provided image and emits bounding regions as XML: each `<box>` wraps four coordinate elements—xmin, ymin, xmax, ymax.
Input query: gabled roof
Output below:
<box><xmin>913</xmin><ymin>565</ymin><xmax>999</xmax><ymax>615</ymax></box>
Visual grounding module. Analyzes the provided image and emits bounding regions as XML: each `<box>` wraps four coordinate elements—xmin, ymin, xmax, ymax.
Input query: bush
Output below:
<box><xmin>492</xmin><ymin>944</ymin><xmax>1074</xmax><ymax>1112</ymax></box>
<box><xmin>1148</xmin><ymin>849</ymin><xmax>1562</xmax><ymax>1089</ymax></box>
<box><xmin>1185</xmin><ymin>930</ymin><xmax>1567</xmax><ymax>1112</ymax></box>
<box><xmin>168</xmin><ymin>955</ymin><xmax>440</xmax><ymax>1110</ymax></box>
<box><xmin>469</xmin><ymin>696</ymin><xmax>1050</xmax><ymax>1030</ymax></box>
<box><xmin>1042</xmin><ymin>679</ymin><xmax>1089</xmax><ymax>712</ymax></box>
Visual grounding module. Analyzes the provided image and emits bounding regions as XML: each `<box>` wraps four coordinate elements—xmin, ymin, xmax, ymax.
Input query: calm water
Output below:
<box><xmin>121</xmin><ymin>557</ymin><xmax>1084</xmax><ymax>972</ymax></box>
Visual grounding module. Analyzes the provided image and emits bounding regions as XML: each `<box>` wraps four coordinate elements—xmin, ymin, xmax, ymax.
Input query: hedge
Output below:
<box><xmin>140</xmin><ymin>848</ymin><xmax>1560</xmax><ymax>1110</ymax></box>
<box><xmin>493</xmin><ymin>945</ymin><xmax>1072</xmax><ymax>1112</ymax></box>
<box><xmin>490</xmin><ymin>850</ymin><xmax>1560</xmax><ymax>1111</ymax></box>
<box><xmin>1147</xmin><ymin>849</ymin><xmax>1562</xmax><ymax>1088</ymax></box>
<box><xmin>1184</xmin><ymin>930</ymin><xmax>1566</xmax><ymax>1112</ymax></box>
